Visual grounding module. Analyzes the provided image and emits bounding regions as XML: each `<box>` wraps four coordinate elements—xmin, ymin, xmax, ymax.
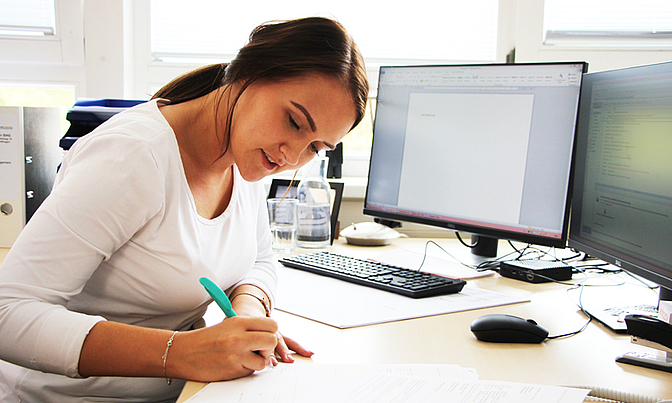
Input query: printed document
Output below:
<box><xmin>185</xmin><ymin>363</ymin><xmax>590</xmax><ymax>403</ymax></box>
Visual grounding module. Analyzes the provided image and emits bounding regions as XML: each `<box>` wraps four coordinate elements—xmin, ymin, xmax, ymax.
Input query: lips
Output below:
<box><xmin>262</xmin><ymin>150</ymin><xmax>279</xmax><ymax>170</ymax></box>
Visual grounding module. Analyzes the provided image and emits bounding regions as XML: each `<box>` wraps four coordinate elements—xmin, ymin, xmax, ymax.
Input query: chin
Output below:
<box><xmin>239</xmin><ymin>167</ymin><xmax>274</xmax><ymax>183</ymax></box>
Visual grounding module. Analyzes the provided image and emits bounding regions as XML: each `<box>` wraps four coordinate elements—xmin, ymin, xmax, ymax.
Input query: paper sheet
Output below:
<box><xmin>276</xmin><ymin>265</ymin><xmax>529</xmax><ymax>328</ymax></box>
<box><xmin>185</xmin><ymin>363</ymin><xmax>589</xmax><ymax>403</ymax></box>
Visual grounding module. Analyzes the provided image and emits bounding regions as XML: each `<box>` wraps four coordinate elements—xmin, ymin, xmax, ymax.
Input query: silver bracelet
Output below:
<box><xmin>162</xmin><ymin>331</ymin><xmax>179</xmax><ymax>385</ymax></box>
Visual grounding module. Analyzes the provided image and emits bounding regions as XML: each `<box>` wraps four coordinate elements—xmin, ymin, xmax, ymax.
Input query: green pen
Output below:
<box><xmin>199</xmin><ymin>277</ymin><xmax>237</xmax><ymax>318</ymax></box>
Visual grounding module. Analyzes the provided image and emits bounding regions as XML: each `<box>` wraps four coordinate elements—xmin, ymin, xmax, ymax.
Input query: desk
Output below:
<box><xmin>178</xmin><ymin>238</ymin><xmax>671</xmax><ymax>402</ymax></box>
<box><xmin>2</xmin><ymin>239</ymin><xmax>670</xmax><ymax>401</ymax></box>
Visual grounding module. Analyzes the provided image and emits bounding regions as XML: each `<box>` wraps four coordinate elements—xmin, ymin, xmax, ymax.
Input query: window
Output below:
<box><xmin>150</xmin><ymin>0</ymin><xmax>499</xmax><ymax>62</ymax></box>
<box><xmin>0</xmin><ymin>0</ymin><xmax>81</xmax><ymax>124</ymax></box>
<box><xmin>0</xmin><ymin>0</ymin><xmax>56</xmax><ymax>36</ymax></box>
<box><xmin>0</xmin><ymin>83</ymin><xmax>75</xmax><ymax>134</ymax></box>
<box><xmin>544</xmin><ymin>0</ymin><xmax>672</xmax><ymax>46</ymax></box>
<box><xmin>148</xmin><ymin>0</ymin><xmax>500</xmax><ymax>176</ymax></box>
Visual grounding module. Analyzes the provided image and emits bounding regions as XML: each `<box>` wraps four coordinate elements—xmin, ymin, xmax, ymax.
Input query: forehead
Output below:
<box><xmin>259</xmin><ymin>74</ymin><xmax>356</xmax><ymax>140</ymax></box>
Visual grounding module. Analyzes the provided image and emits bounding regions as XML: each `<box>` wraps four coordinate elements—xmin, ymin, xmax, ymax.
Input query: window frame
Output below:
<box><xmin>0</xmin><ymin>0</ymin><xmax>85</xmax><ymax>97</ymax></box>
<box><xmin>130</xmin><ymin>0</ymin><xmax>672</xmax><ymax>179</ymax></box>
<box><xmin>132</xmin><ymin>0</ymin><xmax>516</xmax><ymax>178</ymax></box>
<box><xmin>514</xmin><ymin>0</ymin><xmax>672</xmax><ymax>72</ymax></box>
<box><xmin>0</xmin><ymin>0</ymin><xmax>84</xmax><ymax>65</ymax></box>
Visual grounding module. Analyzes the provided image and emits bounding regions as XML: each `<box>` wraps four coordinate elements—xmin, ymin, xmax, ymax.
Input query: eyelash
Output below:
<box><xmin>289</xmin><ymin>115</ymin><xmax>300</xmax><ymax>130</ymax></box>
<box><xmin>290</xmin><ymin>115</ymin><xmax>319</xmax><ymax>154</ymax></box>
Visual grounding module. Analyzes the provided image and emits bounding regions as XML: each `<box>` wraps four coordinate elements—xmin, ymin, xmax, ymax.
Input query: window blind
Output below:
<box><xmin>544</xmin><ymin>0</ymin><xmax>672</xmax><ymax>44</ymax></box>
<box><xmin>0</xmin><ymin>0</ymin><xmax>56</xmax><ymax>36</ymax></box>
<box><xmin>150</xmin><ymin>0</ymin><xmax>499</xmax><ymax>62</ymax></box>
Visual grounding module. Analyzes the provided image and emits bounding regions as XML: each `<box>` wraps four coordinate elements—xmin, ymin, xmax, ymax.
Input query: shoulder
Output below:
<box><xmin>61</xmin><ymin>100</ymin><xmax>177</xmax><ymax>177</ymax></box>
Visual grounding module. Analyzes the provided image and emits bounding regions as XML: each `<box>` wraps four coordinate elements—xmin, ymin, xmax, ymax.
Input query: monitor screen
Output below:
<box><xmin>569</xmin><ymin>61</ymin><xmax>672</xmax><ymax>300</ymax></box>
<box><xmin>364</xmin><ymin>62</ymin><xmax>587</xmax><ymax>256</ymax></box>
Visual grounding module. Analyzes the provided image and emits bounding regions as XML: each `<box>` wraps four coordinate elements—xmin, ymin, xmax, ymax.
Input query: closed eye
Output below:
<box><xmin>289</xmin><ymin>115</ymin><xmax>300</xmax><ymax>130</ymax></box>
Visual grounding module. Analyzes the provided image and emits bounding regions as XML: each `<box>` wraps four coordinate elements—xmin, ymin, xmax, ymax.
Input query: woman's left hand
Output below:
<box><xmin>274</xmin><ymin>332</ymin><xmax>314</xmax><ymax>363</ymax></box>
<box><xmin>230</xmin><ymin>285</ymin><xmax>314</xmax><ymax>364</ymax></box>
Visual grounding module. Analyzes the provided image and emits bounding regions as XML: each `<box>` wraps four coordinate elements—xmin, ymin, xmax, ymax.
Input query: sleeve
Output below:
<box><xmin>0</xmin><ymin>131</ymin><xmax>165</xmax><ymax>378</ymax></box>
<box><xmin>228</xmin><ymin>182</ymin><xmax>279</xmax><ymax>310</ymax></box>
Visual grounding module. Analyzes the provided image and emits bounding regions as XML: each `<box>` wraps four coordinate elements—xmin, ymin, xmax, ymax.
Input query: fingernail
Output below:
<box><xmin>271</xmin><ymin>356</ymin><xmax>278</xmax><ymax>366</ymax></box>
<box><xmin>285</xmin><ymin>354</ymin><xmax>295</xmax><ymax>363</ymax></box>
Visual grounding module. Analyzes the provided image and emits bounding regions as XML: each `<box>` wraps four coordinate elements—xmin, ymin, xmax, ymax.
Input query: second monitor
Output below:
<box><xmin>364</xmin><ymin>62</ymin><xmax>587</xmax><ymax>257</ymax></box>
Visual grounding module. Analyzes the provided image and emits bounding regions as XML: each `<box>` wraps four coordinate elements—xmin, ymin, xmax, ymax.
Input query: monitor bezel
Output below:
<box><xmin>363</xmin><ymin>61</ymin><xmax>588</xmax><ymax>250</ymax></box>
<box><xmin>567</xmin><ymin>61</ymin><xmax>672</xmax><ymax>293</ymax></box>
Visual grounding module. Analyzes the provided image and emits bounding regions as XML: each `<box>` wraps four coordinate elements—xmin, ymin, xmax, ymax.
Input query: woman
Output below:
<box><xmin>0</xmin><ymin>17</ymin><xmax>368</xmax><ymax>402</ymax></box>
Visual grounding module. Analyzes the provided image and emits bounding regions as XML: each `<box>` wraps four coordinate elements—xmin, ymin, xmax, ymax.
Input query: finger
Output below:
<box><xmin>274</xmin><ymin>332</ymin><xmax>294</xmax><ymax>363</ymax></box>
<box><xmin>256</xmin><ymin>349</ymin><xmax>279</xmax><ymax>367</ymax></box>
<box><xmin>248</xmin><ymin>331</ymin><xmax>278</xmax><ymax>355</ymax></box>
<box><xmin>242</xmin><ymin>350</ymin><xmax>270</xmax><ymax>372</ymax></box>
<box><xmin>239</xmin><ymin>316</ymin><xmax>279</xmax><ymax>334</ymax></box>
<box><xmin>280</xmin><ymin>334</ymin><xmax>314</xmax><ymax>360</ymax></box>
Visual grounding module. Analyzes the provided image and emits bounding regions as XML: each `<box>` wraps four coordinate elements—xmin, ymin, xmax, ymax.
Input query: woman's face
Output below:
<box><xmin>228</xmin><ymin>74</ymin><xmax>356</xmax><ymax>182</ymax></box>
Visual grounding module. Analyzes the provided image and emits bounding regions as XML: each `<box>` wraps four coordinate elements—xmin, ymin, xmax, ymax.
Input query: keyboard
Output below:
<box><xmin>279</xmin><ymin>251</ymin><xmax>466</xmax><ymax>298</ymax></box>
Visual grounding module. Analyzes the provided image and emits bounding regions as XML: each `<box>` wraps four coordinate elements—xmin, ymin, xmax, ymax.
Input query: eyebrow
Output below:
<box><xmin>291</xmin><ymin>101</ymin><xmax>316</xmax><ymax>132</ymax></box>
<box><xmin>291</xmin><ymin>101</ymin><xmax>337</xmax><ymax>151</ymax></box>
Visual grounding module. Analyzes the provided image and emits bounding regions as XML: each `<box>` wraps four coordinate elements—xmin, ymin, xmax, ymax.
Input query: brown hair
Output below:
<box><xmin>153</xmin><ymin>17</ymin><xmax>368</xmax><ymax>154</ymax></box>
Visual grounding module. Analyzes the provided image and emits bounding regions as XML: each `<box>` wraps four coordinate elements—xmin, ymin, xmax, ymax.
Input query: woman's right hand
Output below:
<box><xmin>167</xmin><ymin>316</ymin><xmax>279</xmax><ymax>382</ymax></box>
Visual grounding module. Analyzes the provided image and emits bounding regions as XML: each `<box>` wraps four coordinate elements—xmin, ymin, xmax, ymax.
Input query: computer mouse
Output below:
<box><xmin>339</xmin><ymin>222</ymin><xmax>402</xmax><ymax>246</ymax></box>
<box><xmin>470</xmin><ymin>314</ymin><xmax>549</xmax><ymax>343</ymax></box>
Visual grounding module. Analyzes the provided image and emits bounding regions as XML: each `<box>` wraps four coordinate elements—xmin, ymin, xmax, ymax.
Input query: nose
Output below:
<box><xmin>280</xmin><ymin>140</ymin><xmax>310</xmax><ymax>167</ymax></box>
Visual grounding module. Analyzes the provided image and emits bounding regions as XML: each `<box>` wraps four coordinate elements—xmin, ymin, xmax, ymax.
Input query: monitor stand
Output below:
<box><xmin>470</xmin><ymin>235</ymin><xmax>498</xmax><ymax>257</ymax></box>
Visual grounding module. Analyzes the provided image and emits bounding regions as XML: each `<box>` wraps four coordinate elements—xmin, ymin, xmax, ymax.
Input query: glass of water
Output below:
<box><xmin>267</xmin><ymin>198</ymin><xmax>298</xmax><ymax>253</ymax></box>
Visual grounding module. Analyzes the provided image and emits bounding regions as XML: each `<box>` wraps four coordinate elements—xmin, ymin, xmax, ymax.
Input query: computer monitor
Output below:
<box><xmin>569</xmin><ymin>61</ymin><xmax>672</xmax><ymax>315</ymax></box>
<box><xmin>364</xmin><ymin>62</ymin><xmax>587</xmax><ymax>257</ymax></box>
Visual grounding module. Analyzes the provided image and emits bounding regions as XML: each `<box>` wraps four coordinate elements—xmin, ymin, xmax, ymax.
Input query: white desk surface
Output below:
<box><xmin>2</xmin><ymin>237</ymin><xmax>671</xmax><ymax>401</ymax></box>
<box><xmin>179</xmin><ymin>238</ymin><xmax>672</xmax><ymax>402</ymax></box>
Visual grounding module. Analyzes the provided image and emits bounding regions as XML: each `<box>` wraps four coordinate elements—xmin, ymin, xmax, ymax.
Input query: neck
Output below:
<box><xmin>162</xmin><ymin>88</ymin><xmax>234</xmax><ymax>174</ymax></box>
<box><xmin>159</xmin><ymin>88</ymin><xmax>237</xmax><ymax>219</ymax></box>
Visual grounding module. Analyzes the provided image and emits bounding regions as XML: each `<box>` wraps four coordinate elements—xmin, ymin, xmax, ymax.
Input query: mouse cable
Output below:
<box><xmin>562</xmin><ymin>385</ymin><xmax>671</xmax><ymax>403</ymax></box>
<box><xmin>545</xmin><ymin>280</ymin><xmax>592</xmax><ymax>340</ymax></box>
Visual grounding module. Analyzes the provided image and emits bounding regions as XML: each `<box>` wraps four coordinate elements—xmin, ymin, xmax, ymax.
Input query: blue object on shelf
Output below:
<box><xmin>60</xmin><ymin>98</ymin><xmax>146</xmax><ymax>150</ymax></box>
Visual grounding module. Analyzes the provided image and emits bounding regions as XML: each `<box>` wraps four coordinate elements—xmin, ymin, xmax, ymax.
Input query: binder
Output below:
<box><xmin>0</xmin><ymin>107</ymin><xmax>62</xmax><ymax>247</ymax></box>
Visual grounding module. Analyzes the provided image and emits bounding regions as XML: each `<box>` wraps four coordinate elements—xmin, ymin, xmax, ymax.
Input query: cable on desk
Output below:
<box><xmin>546</xmin><ymin>281</ymin><xmax>593</xmax><ymax>340</ymax></box>
<box><xmin>416</xmin><ymin>240</ymin><xmax>485</xmax><ymax>272</ymax></box>
<box><xmin>565</xmin><ymin>385</ymin><xmax>671</xmax><ymax>403</ymax></box>
<box><xmin>455</xmin><ymin>232</ymin><xmax>477</xmax><ymax>248</ymax></box>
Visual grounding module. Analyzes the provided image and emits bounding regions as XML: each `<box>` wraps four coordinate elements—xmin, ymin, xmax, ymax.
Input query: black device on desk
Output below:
<box><xmin>616</xmin><ymin>315</ymin><xmax>672</xmax><ymax>372</ymax></box>
<box><xmin>363</xmin><ymin>62</ymin><xmax>586</xmax><ymax>258</ymax></box>
<box><xmin>470</xmin><ymin>314</ymin><xmax>549</xmax><ymax>343</ymax></box>
<box><xmin>279</xmin><ymin>251</ymin><xmax>466</xmax><ymax>298</ymax></box>
<box><xmin>568</xmin><ymin>61</ymin><xmax>672</xmax><ymax>333</ymax></box>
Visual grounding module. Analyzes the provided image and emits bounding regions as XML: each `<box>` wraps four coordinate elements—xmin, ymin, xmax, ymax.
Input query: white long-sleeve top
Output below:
<box><xmin>0</xmin><ymin>100</ymin><xmax>278</xmax><ymax>402</ymax></box>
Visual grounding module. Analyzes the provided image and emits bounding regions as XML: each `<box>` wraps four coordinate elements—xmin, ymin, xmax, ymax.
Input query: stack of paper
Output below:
<box><xmin>185</xmin><ymin>363</ymin><xmax>590</xmax><ymax>403</ymax></box>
